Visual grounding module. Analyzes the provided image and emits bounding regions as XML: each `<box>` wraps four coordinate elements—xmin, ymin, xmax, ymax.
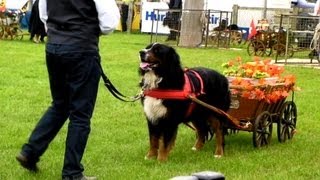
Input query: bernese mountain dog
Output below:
<box><xmin>139</xmin><ymin>43</ymin><xmax>231</xmax><ymax>161</ymax></box>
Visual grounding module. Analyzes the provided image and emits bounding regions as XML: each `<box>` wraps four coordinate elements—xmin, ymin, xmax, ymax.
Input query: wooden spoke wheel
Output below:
<box><xmin>207</xmin><ymin>31</ymin><xmax>219</xmax><ymax>45</ymax></box>
<box><xmin>230</xmin><ymin>31</ymin><xmax>242</xmax><ymax>45</ymax></box>
<box><xmin>217</xmin><ymin>31</ymin><xmax>229</xmax><ymax>47</ymax></box>
<box><xmin>272</xmin><ymin>44</ymin><xmax>294</xmax><ymax>58</ymax></box>
<box><xmin>0</xmin><ymin>27</ymin><xmax>4</xmax><ymax>39</ymax></box>
<box><xmin>13</xmin><ymin>27</ymin><xmax>24</xmax><ymax>40</ymax></box>
<box><xmin>253</xmin><ymin>111</ymin><xmax>273</xmax><ymax>148</ymax></box>
<box><xmin>272</xmin><ymin>43</ymin><xmax>286</xmax><ymax>56</ymax></box>
<box><xmin>247</xmin><ymin>40</ymin><xmax>266</xmax><ymax>56</ymax></box>
<box><xmin>265</xmin><ymin>47</ymin><xmax>273</xmax><ymax>57</ymax></box>
<box><xmin>287</xmin><ymin>44</ymin><xmax>294</xmax><ymax>58</ymax></box>
<box><xmin>277</xmin><ymin>101</ymin><xmax>297</xmax><ymax>143</ymax></box>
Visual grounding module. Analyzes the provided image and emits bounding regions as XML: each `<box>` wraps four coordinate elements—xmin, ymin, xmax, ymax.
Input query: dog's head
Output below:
<box><xmin>139</xmin><ymin>43</ymin><xmax>181</xmax><ymax>73</ymax></box>
<box><xmin>138</xmin><ymin>43</ymin><xmax>185</xmax><ymax>89</ymax></box>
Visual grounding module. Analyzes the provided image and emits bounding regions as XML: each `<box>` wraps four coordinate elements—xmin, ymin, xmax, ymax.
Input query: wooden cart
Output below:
<box><xmin>227</xmin><ymin>83</ymin><xmax>297</xmax><ymax>147</ymax></box>
<box><xmin>247</xmin><ymin>29</ymin><xmax>294</xmax><ymax>58</ymax></box>
<box><xmin>0</xmin><ymin>9</ymin><xmax>25</xmax><ymax>40</ymax></box>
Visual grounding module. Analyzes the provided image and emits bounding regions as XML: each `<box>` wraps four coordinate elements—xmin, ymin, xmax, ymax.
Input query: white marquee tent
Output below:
<box><xmin>5</xmin><ymin>0</ymin><xmax>29</xmax><ymax>9</ymax></box>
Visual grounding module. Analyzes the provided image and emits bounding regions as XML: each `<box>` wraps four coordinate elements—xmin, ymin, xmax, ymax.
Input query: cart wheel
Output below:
<box><xmin>10</xmin><ymin>27</ymin><xmax>23</xmax><ymax>40</ymax></box>
<box><xmin>0</xmin><ymin>27</ymin><xmax>4</xmax><ymax>39</ymax></box>
<box><xmin>287</xmin><ymin>45</ymin><xmax>294</xmax><ymax>58</ymax></box>
<box><xmin>265</xmin><ymin>47</ymin><xmax>272</xmax><ymax>57</ymax></box>
<box><xmin>230</xmin><ymin>31</ymin><xmax>242</xmax><ymax>45</ymax></box>
<box><xmin>247</xmin><ymin>40</ymin><xmax>265</xmax><ymax>56</ymax></box>
<box><xmin>277</xmin><ymin>101</ymin><xmax>297</xmax><ymax>143</ymax></box>
<box><xmin>253</xmin><ymin>111</ymin><xmax>273</xmax><ymax>148</ymax></box>
<box><xmin>272</xmin><ymin>43</ymin><xmax>286</xmax><ymax>56</ymax></box>
<box><xmin>272</xmin><ymin>43</ymin><xmax>294</xmax><ymax>57</ymax></box>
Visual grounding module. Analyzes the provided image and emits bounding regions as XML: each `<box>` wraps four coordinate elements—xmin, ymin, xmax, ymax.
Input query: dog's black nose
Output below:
<box><xmin>139</xmin><ymin>50</ymin><xmax>146</xmax><ymax>57</ymax></box>
<box><xmin>139</xmin><ymin>50</ymin><xmax>146</xmax><ymax>61</ymax></box>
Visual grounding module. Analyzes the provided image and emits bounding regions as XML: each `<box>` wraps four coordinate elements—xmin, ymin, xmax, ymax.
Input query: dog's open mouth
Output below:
<box><xmin>140</xmin><ymin>62</ymin><xmax>158</xmax><ymax>71</ymax></box>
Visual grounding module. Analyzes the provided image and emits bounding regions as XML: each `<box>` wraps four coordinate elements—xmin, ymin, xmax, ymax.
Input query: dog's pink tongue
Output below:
<box><xmin>140</xmin><ymin>62</ymin><xmax>149</xmax><ymax>69</ymax></box>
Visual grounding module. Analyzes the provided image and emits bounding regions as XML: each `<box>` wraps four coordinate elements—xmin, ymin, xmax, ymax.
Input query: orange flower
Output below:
<box><xmin>223</xmin><ymin>56</ymin><xmax>297</xmax><ymax>103</ymax></box>
<box><xmin>263</xmin><ymin>59</ymin><xmax>271</xmax><ymax>64</ymax></box>
<box><xmin>281</xmin><ymin>91</ymin><xmax>289</xmax><ymax>97</ymax></box>
<box><xmin>231</xmin><ymin>77</ymin><xmax>243</xmax><ymax>85</ymax></box>
<box><xmin>241</xmin><ymin>91</ymin><xmax>251</xmax><ymax>99</ymax></box>
<box><xmin>253</xmin><ymin>56</ymin><xmax>260</xmax><ymax>63</ymax></box>
<box><xmin>236</xmin><ymin>56</ymin><xmax>242</xmax><ymax>62</ymax></box>
<box><xmin>253</xmin><ymin>89</ymin><xmax>265</xmax><ymax>100</ymax></box>
<box><xmin>283</xmin><ymin>75</ymin><xmax>296</xmax><ymax>86</ymax></box>
<box><xmin>257</xmin><ymin>78</ymin><xmax>266</xmax><ymax>85</ymax></box>
<box><xmin>228</xmin><ymin>60</ymin><xmax>234</xmax><ymax>67</ymax></box>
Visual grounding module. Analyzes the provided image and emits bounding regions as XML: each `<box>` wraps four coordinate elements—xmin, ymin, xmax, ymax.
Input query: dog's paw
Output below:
<box><xmin>191</xmin><ymin>147</ymin><xmax>198</xmax><ymax>151</ymax></box>
<box><xmin>144</xmin><ymin>154</ymin><xmax>157</xmax><ymax>160</ymax></box>
<box><xmin>214</xmin><ymin>155</ymin><xmax>222</xmax><ymax>158</ymax></box>
<box><xmin>157</xmin><ymin>156</ymin><xmax>168</xmax><ymax>162</ymax></box>
<box><xmin>144</xmin><ymin>156</ymin><xmax>150</xmax><ymax>160</ymax></box>
<box><xmin>144</xmin><ymin>156</ymin><xmax>152</xmax><ymax>160</ymax></box>
<box><xmin>192</xmin><ymin>146</ymin><xmax>203</xmax><ymax>151</ymax></box>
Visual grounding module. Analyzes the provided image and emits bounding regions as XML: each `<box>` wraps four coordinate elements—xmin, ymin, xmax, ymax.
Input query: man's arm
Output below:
<box><xmin>94</xmin><ymin>0</ymin><xmax>121</xmax><ymax>35</ymax></box>
<box><xmin>38</xmin><ymin>0</ymin><xmax>48</xmax><ymax>31</ymax></box>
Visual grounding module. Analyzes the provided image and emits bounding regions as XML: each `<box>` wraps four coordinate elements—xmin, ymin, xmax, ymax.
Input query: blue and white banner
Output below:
<box><xmin>141</xmin><ymin>2</ymin><xmax>170</xmax><ymax>34</ymax></box>
<box><xmin>140</xmin><ymin>0</ymin><xmax>291</xmax><ymax>33</ymax></box>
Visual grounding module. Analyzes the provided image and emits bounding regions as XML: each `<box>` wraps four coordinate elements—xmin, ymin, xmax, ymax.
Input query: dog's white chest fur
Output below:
<box><xmin>142</xmin><ymin>71</ymin><xmax>167</xmax><ymax>124</ymax></box>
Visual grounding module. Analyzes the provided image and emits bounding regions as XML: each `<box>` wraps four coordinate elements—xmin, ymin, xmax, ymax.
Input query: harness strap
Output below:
<box><xmin>143</xmin><ymin>69</ymin><xmax>205</xmax><ymax>118</ymax></box>
<box><xmin>188</xmin><ymin>95</ymin><xmax>242</xmax><ymax>129</ymax></box>
<box><xmin>185</xmin><ymin>101</ymin><xmax>196</xmax><ymax>118</ymax></box>
<box><xmin>143</xmin><ymin>73</ymin><xmax>192</xmax><ymax>99</ymax></box>
<box><xmin>143</xmin><ymin>69</ymin><xmax>204</xmax><ymax>99</ymax></box>
<box><xmin>188</xmin><ymin>69</ymin><xmax>205</xmax><ymax>94</ymax></box>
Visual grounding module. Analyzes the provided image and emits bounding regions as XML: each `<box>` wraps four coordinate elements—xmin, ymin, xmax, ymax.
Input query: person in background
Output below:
<box><xmin>213</xmin><ymin>19</ymin><xmax>228</xmax><ymax>31</ymax></box>
<box><xmin>120</xmin><ymin>0</ymin><xmax>131</xmax><ymax>32</ymax></box>
<box><xmin>314</xmin><ymin>0</ymin><xmax>320</xmax><ymax>15</ymax></box>
<box><xmin>163</xmin><ymin>0</ymin><xmax>182</xmax><ymax>41</ymax></box>
<box><xmin>15</xmin><ymin>0</ymin><xmax>120</xmax><ymax>179</ymax></box>
<box><xmin>291</xmin><ymin>0</ymin><xmax>316</xmax><ymax>9</ymax></box>
<box><xmin>28</xmin><ymin>0</ymin><xmax>46</xmax><ymax>43</ymax></box>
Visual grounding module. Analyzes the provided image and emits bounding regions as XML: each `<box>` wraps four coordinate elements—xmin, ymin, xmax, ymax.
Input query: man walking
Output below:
<box><xmin>16</xmin><ymin>0</ymin><xmax>120</xmax><ymax>179</ymax></box>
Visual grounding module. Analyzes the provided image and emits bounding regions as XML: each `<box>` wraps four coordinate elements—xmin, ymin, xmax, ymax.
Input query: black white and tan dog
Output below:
<box><xmin>138</xmin><ymin>43</ymin><xmax>231</xmax><ymax>161</ymax></box>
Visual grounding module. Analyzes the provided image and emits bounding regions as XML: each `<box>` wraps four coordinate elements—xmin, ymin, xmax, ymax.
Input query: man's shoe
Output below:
<box><xmin>62</xmin><ymin>175</ymin><xmax>97</xmax><ymax>180</ymax></box>
<box><xmin>16</xmin><ymin>153</ymin><xmax>38</xmax><ymax>172</ymax></box>
<box><xmin>81</xmin><ymin>176</ymin><xmax>97</xmax><ymax>180</ymax></box>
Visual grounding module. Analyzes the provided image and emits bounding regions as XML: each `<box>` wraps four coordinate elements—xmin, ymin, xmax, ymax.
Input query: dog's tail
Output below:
<box><xmin>184</xmin><ymin>122</ymin><xmax>213</xmax><ymax>140</ymax></box>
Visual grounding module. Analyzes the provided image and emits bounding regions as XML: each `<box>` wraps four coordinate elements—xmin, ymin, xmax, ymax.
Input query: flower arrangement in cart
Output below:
<box><xmin>222</xmin><ymin>56</ymin><xmax>297</xmax><ymax>103</ymax></box>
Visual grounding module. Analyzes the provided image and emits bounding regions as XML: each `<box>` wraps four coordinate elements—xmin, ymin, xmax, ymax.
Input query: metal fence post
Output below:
<box><xmin>232</xmin><ymin>5</ymin><xmax>239</xmax><ymax>24</ymax></box>
<box><xmin>263</xmin><ymin>0</ymin><xmax>267</xmax><ymax>19</ymax></box>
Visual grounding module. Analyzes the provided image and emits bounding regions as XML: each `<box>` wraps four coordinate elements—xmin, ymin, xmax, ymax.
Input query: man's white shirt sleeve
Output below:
<box><xmin>94</xmin><ymin>0</ymin><xmax>120</xmax><ymax>35</ymax></box>
<box><xmin>38</xmin><ymin>0</ymin><xmax>48</xmax><ymax>31</ymax></box>
<box><xmin>38</xmin><ymin>0</ymin><xmax>120</xmax><ymax>35</ymax></box>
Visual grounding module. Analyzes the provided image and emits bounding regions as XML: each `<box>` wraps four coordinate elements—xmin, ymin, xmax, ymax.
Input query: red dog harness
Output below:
<box><xmin>143</xmin><ymin>69</ymin><xmax>205</xmax><ymax>117</ymax></box>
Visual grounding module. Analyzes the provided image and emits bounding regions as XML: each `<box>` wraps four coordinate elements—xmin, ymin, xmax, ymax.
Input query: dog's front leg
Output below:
<box><xmin>145</xmin><ymin>122</ymin><xmax>159</xmax><ymax>160</ymax></box>
<box><xmin>158</xmin><ymin>127</ymin><xmax>178</xmax><ymax>162</ymax></box>
<box><xmin>145</xmin><ymin>134</ymin><xmax>159</xmax><ymax>160</ymax></box>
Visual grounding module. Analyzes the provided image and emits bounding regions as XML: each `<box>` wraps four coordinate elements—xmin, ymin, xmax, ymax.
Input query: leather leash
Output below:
<box><xmin>98</xmin><ymin>62</ymin><xmax>141</xmax><ymax>102</ymax></box>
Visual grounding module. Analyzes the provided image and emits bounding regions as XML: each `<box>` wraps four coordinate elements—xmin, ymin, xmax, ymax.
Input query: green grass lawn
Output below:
<box><xmin>1</xmin><ymin>32</ymin><xmax>320</xmax><ymax>180</ymax></box>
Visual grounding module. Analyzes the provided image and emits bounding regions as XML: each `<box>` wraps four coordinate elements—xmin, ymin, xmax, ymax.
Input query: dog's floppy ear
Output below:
<box><xmin>164</xmin><ymin>46</ymin><xmax>184</xmax><ymax>83</ymax></box>
<box><xmin>166</xmin><ymin>46</ymin><xmax>181</xmax><ymax>66</ymax></box>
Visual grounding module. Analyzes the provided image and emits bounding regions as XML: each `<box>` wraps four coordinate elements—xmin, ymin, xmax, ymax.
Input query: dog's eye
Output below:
<box><xmin>153</xmin><ymin>47</ymin><xmax>161</xmax><ymax>54</ymax></box>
